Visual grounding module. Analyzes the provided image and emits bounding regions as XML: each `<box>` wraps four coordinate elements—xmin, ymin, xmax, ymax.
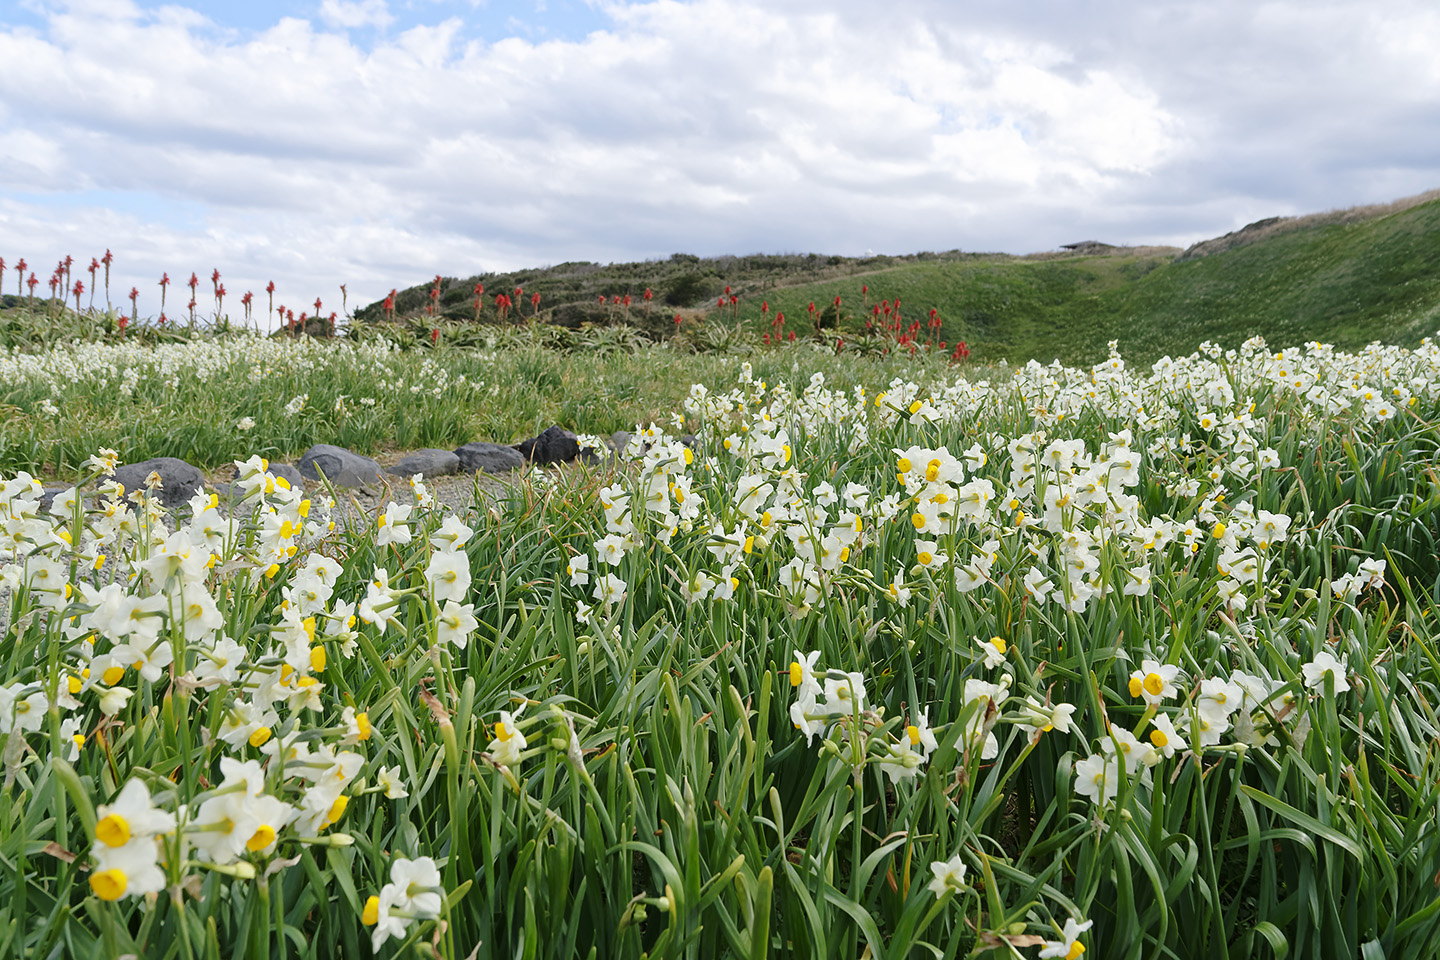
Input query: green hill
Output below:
<box><xmin>360</xmin><ymin>190</ymin><xmax>1440</xmax><ymax>366</ymax></box>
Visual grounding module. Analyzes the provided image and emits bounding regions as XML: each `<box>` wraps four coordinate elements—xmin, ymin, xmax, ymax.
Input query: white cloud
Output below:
<box><xmin>319</xmin><ymin>0</ymin><xmax>395</xmax><ymax>31</ymax></box>
<box><xmin>0</xmin><ymin>0</ymin><xmax>1436</xmax><ymax>313</ymax></box>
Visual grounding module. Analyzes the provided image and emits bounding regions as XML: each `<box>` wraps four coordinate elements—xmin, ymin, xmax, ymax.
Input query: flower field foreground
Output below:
<box><xmin>3</xmin><ymin>335</ymin><xmax>1440</xmax><ymax>958</ymax></box>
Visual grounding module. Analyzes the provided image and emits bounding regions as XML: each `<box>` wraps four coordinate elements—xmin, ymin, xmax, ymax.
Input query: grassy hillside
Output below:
<box><xmin>719</xmin><ymin>194</ymin><xmax>1440</xmax><ymax>365</ymax></box>
<box><xmin>361</xmin><ymin>191</ymin><xmax>1440</xmax><ymax>366</ymax></box>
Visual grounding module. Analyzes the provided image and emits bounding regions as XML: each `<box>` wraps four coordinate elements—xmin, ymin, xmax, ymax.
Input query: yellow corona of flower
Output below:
<box><xmin>326</xmin><ymin>794</ymin><xmax>349</xmax><ymax>826</ymax></box>
<box><xmin>247</xmin><ymin>825</ymin><xmax>277</xmax><ymax>852</ymax></box>
<box><xmin>89</xmin><ymin>869</ymin><xmax>127</xmax><ymax>901</ymax></box>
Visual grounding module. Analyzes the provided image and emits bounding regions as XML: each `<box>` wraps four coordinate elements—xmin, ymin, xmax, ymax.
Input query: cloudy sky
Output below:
<box><xmin>2</xmin><ymin>0</ymin><xmax>1438</xmax><ymax>318</ymax></box>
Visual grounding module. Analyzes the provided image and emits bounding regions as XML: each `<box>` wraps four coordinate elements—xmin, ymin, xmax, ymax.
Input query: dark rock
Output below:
<box><xmin>387</xmin><ymin>449</ymin><xmax>461</xmax><ymax>478</ymax></box>
<box><xmin>270</xmin><ymin>463</ymin><xmax>304</xmax><ymax>489</ymax></box>
<box><xmin>297</xmin><ymin>444</ymin><xmax>383</xmax><ymax>490</ymax></box>
<box><xmin>454</xmin><ymin>442</ymin><xmax>524</xmax><ymax>474</ymax></box>
<box><xmin>515</xmin><ymin>425</ymin><xmax>581</xmax><ymax>465</ymax></box>
<box><xmin>113</xmin><ymin>457</ymin><xmax>206</xmax><ymax>508</ymax></box>
<box><xmin>679</xmin><ymin>434</ymin><xmax>698</xmax><ymax>449</ymax></box>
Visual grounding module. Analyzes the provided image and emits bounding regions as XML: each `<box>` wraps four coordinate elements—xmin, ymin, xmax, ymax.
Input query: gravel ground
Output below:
<box><xmin>205</xmin><ymin>452</ymin><xmax>518</xmax><ymax>525</ymax></box>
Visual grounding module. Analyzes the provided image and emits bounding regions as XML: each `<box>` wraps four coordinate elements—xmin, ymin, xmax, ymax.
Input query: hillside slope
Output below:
<box><xmin>362</xmin><ymin>192</ymin><xmax>1440</xmax><ymax>366</ymax></box>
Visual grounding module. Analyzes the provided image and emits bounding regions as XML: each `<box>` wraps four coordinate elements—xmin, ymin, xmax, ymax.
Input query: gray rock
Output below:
<box><xmin>297</xmin><ymin>444</ymin><xmax>384</xmax><ymax>490</ymax></box>
<box><xmin>113</xmin><ymin>457</ymin><xmax>206</xmax><ymax>508</ymax></box>
<box><xmin>454</xmin><ymin>442</ymin><xmax>524</xmax><ymax>474</ymax></box>
<box><xmin>607</xmin><ymin>431</ymin><xmax>631</xmax><ymax>455</ymax></box>
<box><xmin>387</xmin><ymin>449</ymin><xmax>461</xmax><ymax>478</ymax></box>
<box><xmin>515</xmin><ymin>425</ymin><xmax>580</xmax><ymax>465</ymax></box>
<box><xmin>270</xmin><ymin>462</ymin><xmax>304</xmax><ymax>489</ymax></box>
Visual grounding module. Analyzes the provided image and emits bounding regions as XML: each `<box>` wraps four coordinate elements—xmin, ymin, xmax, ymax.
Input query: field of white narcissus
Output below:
<box><xmin>2</xmin><ymin>334</ymin><xmax>1439</xmax><ymax>959</ymax></box>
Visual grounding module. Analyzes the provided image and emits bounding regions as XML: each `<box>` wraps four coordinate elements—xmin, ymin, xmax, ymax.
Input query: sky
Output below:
<box><xmin>2</xmin><ymin>0</ymin><xmax>1438</xmax><ymax>320</ymax></box>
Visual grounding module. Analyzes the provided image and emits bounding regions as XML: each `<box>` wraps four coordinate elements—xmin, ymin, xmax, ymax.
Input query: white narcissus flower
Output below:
<box><xmin>388</xmin><ymin>856</ymin><xmax>444</xmax><ymax>917</ymax></box>
<box><xmin>368</xmin><ymin>886</ymin><xmax>408</xmax><ymax>951</ymax></box>
<box><xmin>790</xmin><ymin>690</ymin><xmax>825</xmax><ymax>746</ymax></box>
<box><xmin>89</xmin><ymin>779</ymin><xmax>176</xmax><ymax>901</ymax></box>
<box><xmin>95</xmin><ymin>780</ymin><xmax>176</xmax><ymax>849</ymax></box>
<box><xmin>1039</xmin><ymin>917</ymin><xmax>1094</xmax><ymax>959</ymax></box>
<box><xmin>822</xmin><ymin>672</ymin><xmax>868</xmax><ymax>716</ymax></box>
<box><xmin>595</xmin><ymin>534</ymin><xmax>628</xmax><ymax>567</ymax></box>
<box><xmin>425</xmin><ymin>549</ymin><xmax>472</xmax><ymax>604</ymax></box>
<box><xmin>375</xmin><ymin>502</ymin><xmax>412</xmax><ymax>548</ymax></box>
<box><xmin>490</xmin><ymin>709</ymin><xmax>527</xmax><ymax>768</ymax></box>
<box><xmin>1104</xmin><ymin>725</ymin><xmax>1159</xmax><ymax>773</ymax></box>
<box><xmin>1147</xmin><ymin>713</ymin><xmax>1187</xmax><ymax>759</ymax></box>
<box><xmin>567</xmin><ymin>554</ymin><xmax>590</xmax><ymax>587</ymax></box>
<box><xmin>788</xmin><ymin>650</ymin><xmax>823</xmax><ymax>700</ymax></box>
<box><xmin>976</xmin><ymin>636</ymin><xmax>1006</xmax><ymax>669</ymax></box>
<box><xmin>907</xmin><ymin>708</ymin><xmax>939</xmax><ymax>758</ymax></box>
<box><xmin>592</xmin><ymin>574</ymin><xmax>627</xmax><ymax>607</ymax></box>
<box><xmin>1128</xmin><ymin>659</ymin><xmax>1180</xmax><ymax>706</ymax></box>
<box><xmin>376</xmin><ymin>766</ymin><xmax>410</xmax><ymax>800</ymax></box>
<box><xmin>927</xmin><ymin>854</ymin><xmax>968</xmax><ymax>897</ymax></box>
<box><xmin>913</xmin><ymin>540</ymin><xmax>947</xmax><ymax>570</ymax></box>
<box><xmin>1302</xmin><ymin>650</ymin><xmax>1353</xmax><ymax>694</ymax></box>
<box><xmin>90</xmin><ymin>837</ymin><xmax>168</xmax><ymax>901</ymax></box>
<box><xmin>682</xmin><ymin>571</ymin><xmax>714</xmax><ymax>605</ymax></box>
<box><xmin>878</xmin><ymin>741</ymin><xmax>924</xmax><ymax>785</ymax></box>
<box><xmin>1073</xmin><ymin>753</ymin><xmax>1118</xmax><ymax>808</ymax></box>
<box><xmin>1016</xmin><ymin>696</ymin><xmax>1076</xmax><ymax>737</ymax></box>
<box><xmin>436</xmin><ymin>600</ymin><xmax>478</xmax><ymax>649</ymax></box>
<box><xmin>430</xmin><ymin>516</ymin><xmax>474</xmax><ymax>551</ymax></box>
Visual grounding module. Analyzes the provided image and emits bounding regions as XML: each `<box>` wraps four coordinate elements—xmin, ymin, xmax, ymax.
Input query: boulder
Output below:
<box><xmin>454</xmin><ymin>442</ymin><xmax>524</xmax><ymax>474</ymax></box>
<box><xmin>270</xmin><ymin>462</ymin><xmax>305</xmax><ymax>489</ymax></box>
<box><xmin>387</xmin><ymin>449</ymin><xmax>461</xmax><ymax>478</ymax></box>
<box><xmin>113</xmin><ymin>457</ymin><xmax>206</xmax><ymax>508</ymax></box>
<box><xmin>515</xmin><ymin>425</ymin><xmax>580</xmax><ymax>465</ymax></box>
<box><xmin>297</xmin><ymin>444</ymin><xmax>384</xmax><ymax>490</ymax></box>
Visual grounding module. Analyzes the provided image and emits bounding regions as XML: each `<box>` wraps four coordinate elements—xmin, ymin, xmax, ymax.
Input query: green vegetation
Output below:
<box><xmin>0</xmin><ymin>332</ymin><xmax>964</xmax><ymax>476</ymax></box>
<box><xmin>3</xmin><ymin>336</ymin><xmax>1440</xmax><ymax>958</ymax></box>
<box><xmin>364</xmin><ymin>191</ymin><xmax>1440</xmax><ymax>367</ymax></box>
